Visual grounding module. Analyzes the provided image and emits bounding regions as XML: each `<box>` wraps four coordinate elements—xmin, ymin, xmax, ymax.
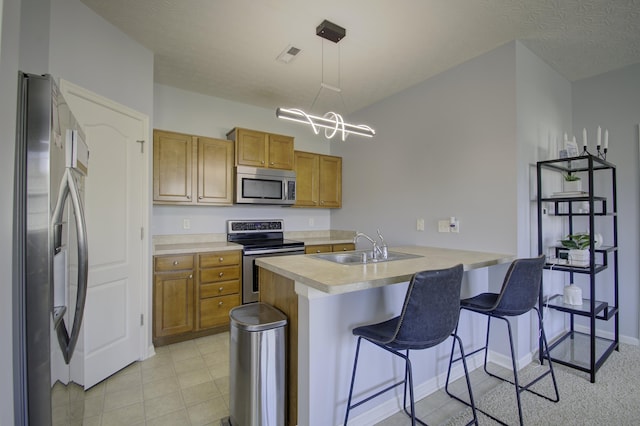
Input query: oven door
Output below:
<box><xmin>242</xmin><ymin>247</ymin><xmax>304</xmax><ymax>304</ymax></box>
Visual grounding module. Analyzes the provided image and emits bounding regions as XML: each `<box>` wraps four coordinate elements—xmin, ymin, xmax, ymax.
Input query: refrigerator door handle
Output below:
<box><xmin>51</xmin><ymin>168</ymin><xmax>89</xmax><ymax>364</ymax></box>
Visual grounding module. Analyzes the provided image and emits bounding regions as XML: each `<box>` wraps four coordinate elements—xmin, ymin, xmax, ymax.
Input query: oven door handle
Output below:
<box><xmin>244</xmin><ymin>247</ymin><xmax>305</xmax><ymax>255</ymax></box>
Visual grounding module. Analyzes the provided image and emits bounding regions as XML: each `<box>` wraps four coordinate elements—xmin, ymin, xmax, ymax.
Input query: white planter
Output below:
<box><xmin>564</xmin><ymin>179</ymin><xmax>582</xmax><ymax>193</ymax></box>
<box><xmin>568</xmin><ymin>249</ymin><xmax>589</xmax><ymax>267</ymax></box>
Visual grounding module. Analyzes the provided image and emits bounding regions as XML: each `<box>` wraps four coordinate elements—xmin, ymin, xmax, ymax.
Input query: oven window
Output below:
<box><xmin>242</xmin><ymin>178</ymin><xmax>282</xmax><ymax>200</ymax></box>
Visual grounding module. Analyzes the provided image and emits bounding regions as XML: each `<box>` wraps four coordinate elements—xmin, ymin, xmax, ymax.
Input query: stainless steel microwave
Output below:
<box><xmin>235</xmin><ymin>166</ymin><xmax>296</xmax><ymax>205</ymax></box>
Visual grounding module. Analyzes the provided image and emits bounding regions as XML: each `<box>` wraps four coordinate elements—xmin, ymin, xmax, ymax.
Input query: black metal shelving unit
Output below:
<box><xmin>536</xmin><ymin>154</ymin><xmax>619</xmax><ymax>383</ymax></box>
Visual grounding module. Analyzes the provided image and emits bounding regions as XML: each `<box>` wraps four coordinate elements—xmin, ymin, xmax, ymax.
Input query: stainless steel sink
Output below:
<box><xmin>312</xmin><ymin>250</ymin><xmax>422</xmax><ymax>264</ymax></box>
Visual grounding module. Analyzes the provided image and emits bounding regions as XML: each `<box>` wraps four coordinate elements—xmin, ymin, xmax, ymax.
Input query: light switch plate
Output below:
<box><xmin>417</xmin><ymin>218</ymin><xmax>425</xmax><ymax>231</ymax></box>
<box><xmin>438</xmin><ymin>220</ymin><xmax>450</xmax><ymax>233</ymax></box>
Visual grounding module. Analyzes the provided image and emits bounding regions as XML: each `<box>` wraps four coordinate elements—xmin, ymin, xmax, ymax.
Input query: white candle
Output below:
<box><xmin>583</xmin><ymin>128</ymin><xmax>587</xmax><ymax>147</ymax></box>
<box><xmin>597</xmin><ymin>126</ymin><xmax>601</xmax><ymax>148</ymax></box>
<box><xmin>604</xmin><ymin>130</ymin><xmax>609</xmax><ymax>149</ymax></box>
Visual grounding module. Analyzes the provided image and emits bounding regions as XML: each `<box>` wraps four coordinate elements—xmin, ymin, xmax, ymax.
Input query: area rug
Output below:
<box><xmin>445</xmin><ymin>343</ymin><xmax>640</xmax><ymax>425</ymax></box>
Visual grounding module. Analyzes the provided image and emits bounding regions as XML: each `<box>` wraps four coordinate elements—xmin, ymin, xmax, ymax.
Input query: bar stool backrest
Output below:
<box><xmin>492</xmin><ymin>255</ymin><xmax>546</xmax><ymax>316</ymax></box>
<box><xmin>390</xmin><ymin>264</ymin><xmax>464</xmax><ymax>350</ymax></box>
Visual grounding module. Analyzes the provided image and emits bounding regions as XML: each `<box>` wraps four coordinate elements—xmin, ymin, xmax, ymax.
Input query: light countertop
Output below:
<box><xmin>256</xmin><ymin>245</ymin><xmax>514</xmax><ymax>295</ymax></box>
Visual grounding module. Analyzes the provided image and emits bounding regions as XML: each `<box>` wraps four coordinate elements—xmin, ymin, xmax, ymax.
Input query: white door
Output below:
<box><xmin>60</xmin><ymin>80</ymin><xmax>149</xmax><ymax>388</ymax></box>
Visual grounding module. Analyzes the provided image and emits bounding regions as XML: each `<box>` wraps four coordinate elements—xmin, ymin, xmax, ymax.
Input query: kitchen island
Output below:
<box><xmin>257</xmin><ymin>245</ymin><xmax>513</xmax><ymax>426</ymax></box>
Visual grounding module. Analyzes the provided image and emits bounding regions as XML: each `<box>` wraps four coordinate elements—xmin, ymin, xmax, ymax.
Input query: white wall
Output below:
<box><xmin>572</xmin><ymin>62</ymin><xmax>640</xmax><ymax>342</ymax></box>
<box><xmin>331</xmin><ymin>42</ymin><xmax>518</xmax><ymax>254</ymax></box>
<box><xmin>152</xmin><ymin>84</ymin><xmax>336</xmax><ymax>235</ymax></box>
<box><xmin>514</xmin><ymin>41</ymin><xmax>573</xmax><ymax>353</ymax></box>
<box><xmin>1</xmin><ymin>0</ymin><xmax>20</xmax><ymax>422</ymax></box>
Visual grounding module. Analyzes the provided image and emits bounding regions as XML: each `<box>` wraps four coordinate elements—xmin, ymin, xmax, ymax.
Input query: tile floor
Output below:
<box><xmin>52</xmin><ymin>332</ymin><xmax>231</xmax><ymax>425</ymax></box>
<box><xmin>52</xmin><ymin>331</ymin><xmax>503</xmax><ymax>425</ymax></box>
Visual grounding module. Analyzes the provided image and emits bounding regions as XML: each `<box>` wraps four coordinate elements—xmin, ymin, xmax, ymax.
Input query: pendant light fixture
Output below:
<box><xmin>276</xmin><ymin>20</ymin><xmax>375</xmax><ymax>141</ymax></box>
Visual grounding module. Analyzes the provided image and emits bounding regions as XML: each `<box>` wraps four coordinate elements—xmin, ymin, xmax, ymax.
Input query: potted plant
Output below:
<box><xmin>560</xmin><ymin>233</ymin><xmax>591</xmax><ymax>267</ymax></box>
<box><xmin>563</xmin><ymin>173</ymin><xmax>582</xmax><ymax>192</ymax></box>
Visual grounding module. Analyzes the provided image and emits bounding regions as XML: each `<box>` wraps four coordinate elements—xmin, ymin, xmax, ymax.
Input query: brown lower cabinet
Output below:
<box><xmin>304</xmin><ymin>243</ymin><xmax>355</xmax><ymax>254</ymax></box>
<box><xmin>153</xmin><ymin>250</ymin><xmax>241</xmax><ymax>346</ymax></box>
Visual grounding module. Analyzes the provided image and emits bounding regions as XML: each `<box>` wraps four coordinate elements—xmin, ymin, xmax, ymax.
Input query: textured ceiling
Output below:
<box><xmin>80</xmin><ymin>0</ymin><xmax>640</xmax><ymax>114</ymax></box>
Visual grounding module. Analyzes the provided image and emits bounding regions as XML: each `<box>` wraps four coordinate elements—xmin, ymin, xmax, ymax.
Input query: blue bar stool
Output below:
<box><xmin>445</xmin><ymin>255</ymin><xmax>560</xmax><ymax>425</ymax></box>
<box><xmin>344</xmin><ymin>264</ymin><xmax>478</xmax><ymax>426</ymax></box>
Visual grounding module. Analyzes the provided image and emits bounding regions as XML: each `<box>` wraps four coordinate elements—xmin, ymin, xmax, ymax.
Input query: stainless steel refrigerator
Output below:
<box><xmin>13</xmin><ymin>72</ymin><xmax>90</xmax><ymax>425</ymax></box>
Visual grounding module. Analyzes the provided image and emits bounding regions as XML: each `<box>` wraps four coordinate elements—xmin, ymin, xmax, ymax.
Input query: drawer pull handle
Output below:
<box><xmin>316</xmin><ymin>249</ymin><xmax>321</xmax><ymax>253</ymax></box>
<box><xmin>218</xmin><ymin>301</ymin><xmax>223</xmax><ymax>306</ymax></box>
<box><xmin>173</xmin><ymin>261</ymin><xmax>179</xmax><ymax>265</ymax></box>
<box><xmin>343</xmin><ymin>248</ymin><xmax>348</xmax><ymax>251</ymax></box>
<box><xmin>219</xmin><ymin>272</ymin><xmax>224</xmax><ymax>277</ymax></box>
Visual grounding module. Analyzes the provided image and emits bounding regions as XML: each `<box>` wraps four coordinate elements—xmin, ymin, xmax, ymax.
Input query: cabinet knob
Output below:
<box><xmin>343</xmin><ymin>247</ymin><xmax>348</xmax><ymax>251</ymax></box>
<box><xmin>219</xmin><ymin>272</ymin><xmax>224</xmax><ymax>277</ymax></box>
<box><xmin>173</xmin><ymin>261</ymin><xmax>179</xmax><ymax>265</ymax></box>
<box><xmin>198</xmin><ymin>196</ymin><xmax>203</xmax><ymax>200</ymax></box>
<box><xmin>320</xmin><ymin>200</ymin><xmax>324</xmax><ymax>205</ymax></box>
<box><xmin>187</xmin><ymin>195</ymin><xmax>191</xmax><ymax>200</ymax></box>
<box><xmin>313</xmin><ymin>201</ymin><xmax>317</xmax><ymax>205</ymax></box>
<box><xmin>188</xmin><ymin>274</ymin><xmax>193</xmax><ymax>279</ymax></box>
<box><xmin>261</xmin><ymin>160</ymin><xmax>265</xmax><ymax>164</ymax></box>
<box><xmin>269</xmin><ymin>162</ymin><xmax>274</xmax><ymax>165</ymax></box>
<box><xmin>316</xmin><ymin>249</ymin><xmax>321</xmax><ymax>253</ymax></box>
<box><xmin>219</xmin><ymin>287</ymin><xmax>224</xmax><ymax>293</ymax></box>
<box><xmin>218</xmin><ymin>301</ymin><xmax>223</xmax><ymax>307</ymax></box>
<box><xmin>219</xmin><ymin>257</ymin><xmax>224</xmax><ymax>262</ymax></box>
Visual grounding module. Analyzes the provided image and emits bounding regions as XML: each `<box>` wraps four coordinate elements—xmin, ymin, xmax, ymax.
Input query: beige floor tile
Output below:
<box><xmin>82</xmin><ymin>415</ymin><xmax>102</xmax><ymax>426</ymax></box>
<box><xmin>146</xmin><ymin>408</ymin><xmax>191</xmax><ymax>426</ymax></box>
<box><xmin>182</xmin><ymin>381</ymin><xmax>222</xmax><ymax>407</ymax></box>
<box><xmin>178</xmin><ymin>368</ymin><xmax>213</xmax><ymax>389</ymax></box>
<box><xmin>143</xmin><ymin>375</ymin><xmax>181</xmax><ymax>400</ymax></box>
<box><xmin>82</xmin><ymin>394</ymin><xmax>106</xmax><ymax>418</ymax></box>
<box><xmin>105</xmin><ymin>369</ymin><xmax>142</xmax><ymax>394</ymax></box>
<box><xmin>174</xmin><ymin>355</ymin><xmax>208</xmax><ymax>374</ymax></box>
<box><xmin>101</xmin><ymin>402</ymin><xmax>145</xmax><ymax>426</ymax></box>
<box><xmin>208</xmin><ymin>360</ymin><xmax>230</xmax><ymax>380</ymax></box>
<box><xmin>187</xmin><ymin>396</ymin><xmax>229</xmax><ymax>426</ymax></box>
<box><xmin>103</xmin><ymin>386</ymin><xmax>143</xmax><ymax>412</ymax></box>
<box><xmin>214</xmin><ymin>376</ymin><xmax>229</xmax><ymax>397</ymax></box>
<box><xmin>171</xmin><ymin>346</ymin><xmax>202</xmax><ymax>362</ymax></box>
<box><xmin>144</xmin><ymin>390</ymin><xmax>186</xmax><ymax>420</ymax></box>
<box><xmin>142</xmin><ymin>363</ymin><xmax>177</xmax><ymax>384</ymax></box>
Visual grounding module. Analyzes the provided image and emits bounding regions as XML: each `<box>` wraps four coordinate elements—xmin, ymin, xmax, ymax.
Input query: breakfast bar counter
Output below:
<box><xmin>257</xmin><ymin>246</ymin><xmax>513</xmax><ymax>426</ymax></box>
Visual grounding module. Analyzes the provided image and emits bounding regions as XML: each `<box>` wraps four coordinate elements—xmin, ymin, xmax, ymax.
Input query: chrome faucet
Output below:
<box><xmin>353</xmin><ymin>229</ymin><xmax>388</xmax><ymax>260</ymax></box>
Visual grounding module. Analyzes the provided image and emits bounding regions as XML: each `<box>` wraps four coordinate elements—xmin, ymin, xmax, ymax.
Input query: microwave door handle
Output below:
<box><xmin>283</xmin><ymin>180</ymin><xmax>288</xmax><ymax>200</ymax></box>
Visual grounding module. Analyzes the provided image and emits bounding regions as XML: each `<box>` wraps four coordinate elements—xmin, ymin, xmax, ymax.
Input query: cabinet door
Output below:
<box><xmin>332</xmin><ymin>243</ymin><xmax>355</xmax><ymax>252</ymax></box>
<box><xmin>153</xmin><ymin>130</ymin><xmax>194</xmax><ymax>203</ymax></box>
<box><xmin>235</xmin><ymin>129</ymin><xmax>268</xmax><ymax>167</ymax></box>
<box><xmin>305</xmin><ymin>244</ymin><xmax>332</xmax><ymax>254</ymax></box>
<box><xmin>153</xmin><ymin>271</ymin><xmax>194</xmax><ymax>337</ymax></box>
<box><xmin>268</xmin><ymin>134</ymin><xmax>295</xmax><ymax>170</ymax></box>
<box><xmin>294</xmin><ymin>151</ymin><xmax>319</xmax><ymax>207</ymax></box>
<box><xmin>197</xmin><ymin>137</ymin><xmax>234</xmax><ymax>204</ymax></box>
<box><xmin>319</xmin><ymin>155</ymin><xmax>342</xmax><ymax>208</ymax></box>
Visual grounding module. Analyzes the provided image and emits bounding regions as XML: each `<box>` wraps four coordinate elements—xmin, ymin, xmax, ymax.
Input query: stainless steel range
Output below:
<box><xmin>227</xmin><ymin>219</ymin><xmax>305</xmax><ymax>304</ymax></box>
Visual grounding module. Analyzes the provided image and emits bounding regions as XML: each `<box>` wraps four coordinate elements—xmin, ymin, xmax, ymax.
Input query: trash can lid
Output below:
<box><xmin>229</xmin><ymin>302</ymin><xmax>287</xmax><ymax>332</ymax></box>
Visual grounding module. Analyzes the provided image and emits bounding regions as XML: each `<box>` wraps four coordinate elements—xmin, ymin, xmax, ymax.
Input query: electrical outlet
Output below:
<box><xmin>183</xmin><ymin>219</ymin><xmax>191</xmax><ymax>230</ymax></box>
<box><xmin>417</xmin><ymin>218</ymin><xmax>425</xmax><ymax>231</ymax></box>
<box><xmin>450</xmin><ymin>219</ymin><xmax>460</xmax><ymax>233</ymax></box>
<box><xmin>438</xmin><ymin>220</ymin><xmax>450</xmax><ymax>233</ymax></box>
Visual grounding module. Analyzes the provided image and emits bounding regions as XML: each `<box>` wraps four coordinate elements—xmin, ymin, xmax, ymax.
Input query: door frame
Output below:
<box><xmin>59</xmin><ymin>79</ymin><xmax>153</xmax><ymax>360</ymax></box>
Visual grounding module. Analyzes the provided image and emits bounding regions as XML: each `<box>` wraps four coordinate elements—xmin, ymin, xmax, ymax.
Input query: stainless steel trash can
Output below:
<box><xmin>229</xmin><ymin>303</ymin><xmax>287</xmax><ymax>426</ymax></box>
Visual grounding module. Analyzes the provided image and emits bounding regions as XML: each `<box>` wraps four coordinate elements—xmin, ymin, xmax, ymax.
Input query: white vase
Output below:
<box><xmin>568</xmin><ymin>249</ymin><xmax>589</xmax><ymax>267</ymax></box>
<box><xmin>564</xmin><ymin>179</ymin><xmax>582</xmax><ymax>193</ymax></box>
<box><xmin>563</xmin><ymin>284</ymin><xmax>583</xmax><ymax>305</ymax></box>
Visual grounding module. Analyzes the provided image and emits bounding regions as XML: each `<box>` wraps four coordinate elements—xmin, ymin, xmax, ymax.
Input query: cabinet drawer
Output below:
<box><xmin>333</xmin><ymin>243</ymin><xmax>355</xmax><ymax>252</ymax></box>
<box><xmin>305</xmin><ymin>244</ymin><xmax>332</xmax><ymax>254</ymax></box>
<box><xmin>200</xmin><ymin>280</ymin><xmax>240</xmax><ymax>299</ymax></box>
<box><xmin>200</xmin><ymin>266</ymin><xmax>240</xmax><ymax>284</ymax></box>
<box><xmin>199</xmin><ymin>251</ymin><xmax>240</xmax><ymax>268</ymax></box>
<box><xmin>200</xmin><ymin>294</ymin><xmax>241</xmax><ymax>328</ymax></box>
<box><xmin>155</xmin><ymin>255</ymin><xmax>194</xmax><ymax>271</ymax></box>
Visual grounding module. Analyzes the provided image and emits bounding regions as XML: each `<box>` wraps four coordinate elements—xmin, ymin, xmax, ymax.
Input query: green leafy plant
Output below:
<box><xmin>564</xmin><ymin>173</ymin><xmax>581</xmax><ymax>181</ymax></box>
<box><xmin>560</xmin><ymin>233</ymin><xmax>591</xmax><ymax>250</ymax></box>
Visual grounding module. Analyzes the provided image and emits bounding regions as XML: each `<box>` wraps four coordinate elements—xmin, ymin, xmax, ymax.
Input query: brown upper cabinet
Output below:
<box><xmin>153</xmin><ymin>129</ymin><xmax>234</xmax><ymax>205</ymax></box>
<box><xmin>227</xmin><ymin>127</ymin><xmax>294</xmax><ymax>170</ymax></box>
<box><xmin>294</xmin><ymin>151</ymin><xmax>342</xmax><ymax>208</ymax></box>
